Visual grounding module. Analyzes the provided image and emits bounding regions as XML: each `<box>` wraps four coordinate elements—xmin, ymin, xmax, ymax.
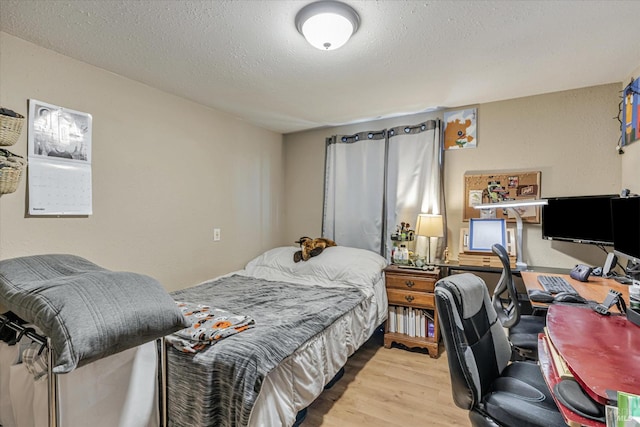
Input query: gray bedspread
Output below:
<box><xmin>168</xmin><ymin>274</ymin><xmax>366</xmax><ymax>427</ymax></box>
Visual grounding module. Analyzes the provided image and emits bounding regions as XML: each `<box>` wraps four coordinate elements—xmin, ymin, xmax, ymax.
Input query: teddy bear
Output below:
<box><xmin>293</xmin><ymin>237</ymin><xmax>337</xmax><ymax>262</ymax></box>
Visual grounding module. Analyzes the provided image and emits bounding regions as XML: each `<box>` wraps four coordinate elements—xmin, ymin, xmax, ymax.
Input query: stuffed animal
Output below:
<box><xmin>293</xmin><ymin>236</ymin><xmax>337</xmax><ymax>262</ymax></box>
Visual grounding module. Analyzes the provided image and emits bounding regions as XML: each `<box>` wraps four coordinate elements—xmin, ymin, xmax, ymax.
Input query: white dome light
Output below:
<box><xmin>295</xmin><ymin>1</ymin><xmax>360</xmax><ymax>51</ymax></box>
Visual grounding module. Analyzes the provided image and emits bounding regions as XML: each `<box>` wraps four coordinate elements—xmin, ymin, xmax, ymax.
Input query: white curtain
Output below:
<box><xmin>322</xmin><ymin>120</ymin><xmax>445</xmax><ymax>259</ymax></box>
<box><xmin>385</xmin><ymin>121</ymin><xmax>445</xmax><ymax>260</ymax></box>
<box><xmin>322</xmin><ymin>132</ymin><xmax>386</xmax><ymax>253</ymax></box>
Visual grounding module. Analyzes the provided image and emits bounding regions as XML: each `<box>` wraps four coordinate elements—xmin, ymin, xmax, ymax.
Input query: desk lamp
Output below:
<box><xmin>473</xmin><ymin>199</ymin><xmax>548</xmax><ymax>270</ymax></box>
<box><xmin>416</xmin><ymin>214</ymin><xmax>444</xmax><ymax>265</ymax></box>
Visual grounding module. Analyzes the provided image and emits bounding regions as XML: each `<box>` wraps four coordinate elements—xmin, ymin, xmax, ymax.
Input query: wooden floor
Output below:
<box><xmin>302</xmin><ymin>330</ymin><xmax>471</xmax><ymax>426</ymax></box>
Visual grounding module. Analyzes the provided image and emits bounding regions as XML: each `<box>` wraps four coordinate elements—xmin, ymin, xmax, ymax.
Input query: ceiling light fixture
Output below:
<box><xmin>295</xmin><ymin>1</ymin><xmax>360</xmax><ymax>51</ymax></box>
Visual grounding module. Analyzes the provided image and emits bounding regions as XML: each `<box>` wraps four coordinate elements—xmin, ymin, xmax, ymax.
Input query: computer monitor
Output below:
<box><xmin>541</xmin><ymin>195</ymin><xmax>616</xmax><ymax>246</ymax></box>
<box><xmin>611</xmin><ymin>196</ymin><xmax>640</xmax><ymax>267</ymax></box>
<box><xmin>468</xmin><ymin>218</ymin><xmax>506</xmax><ymax>252</ymax></box>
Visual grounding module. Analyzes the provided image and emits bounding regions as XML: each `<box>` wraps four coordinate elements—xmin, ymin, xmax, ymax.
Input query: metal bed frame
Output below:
<box><xmin>0</xmin><ymin>313</ymin><xmax>169</xmax><ymax>427</ymax></box>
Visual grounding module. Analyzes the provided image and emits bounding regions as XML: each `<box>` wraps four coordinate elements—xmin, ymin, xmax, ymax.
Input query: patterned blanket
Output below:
<box><xmin>168</xmin><ymin>274</ymin><xmax>365</xmax><ymax>427</ymax></box>
<box><xmin>167</xmin><ymin>301</ymin><xmax>255</xmax><ymax>353</ymax></box>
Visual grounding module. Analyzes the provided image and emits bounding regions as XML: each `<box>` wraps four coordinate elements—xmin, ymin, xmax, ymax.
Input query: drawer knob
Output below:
<box><xmin>405</xmin><ymin>280</ymin><xmax>415</xmax><ymax>288</ymax></box>
<box><xmin>405</xmin><ymin>295</ymin><xmax>415</xmax><ymax>303</ymax></box>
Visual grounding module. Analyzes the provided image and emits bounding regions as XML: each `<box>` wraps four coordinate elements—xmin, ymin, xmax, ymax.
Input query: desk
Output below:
<box><xmin>438</xmin><ymin>261</ymin><xmax>567</xmax><ymax>277</ymax></box>
<box><xmin>539</xmin><ymin>304</ymin><xmax>640</xmax><ymax>426</ymax></box>
<box><xmin>521</xmin><ymin>271</ymin><xmax>630</xmax><ymax>310</ymax></box>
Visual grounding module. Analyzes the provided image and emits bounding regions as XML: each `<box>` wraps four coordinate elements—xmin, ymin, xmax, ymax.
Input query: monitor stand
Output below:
<box><xmin>602</xmin><ymin>252</ymin><xmax>617</xmax><ymax>277</ymax></box>
<box><xmin>626</xmin><ymin>259</ymin><xmax>640</xmax><ymax>282</ymax></box>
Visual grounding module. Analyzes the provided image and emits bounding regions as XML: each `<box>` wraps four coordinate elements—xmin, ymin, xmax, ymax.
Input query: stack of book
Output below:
<box><xmin>387</xmin><ymin>305</ymin><xmax>435</xmax><ymax>338</ymax></box>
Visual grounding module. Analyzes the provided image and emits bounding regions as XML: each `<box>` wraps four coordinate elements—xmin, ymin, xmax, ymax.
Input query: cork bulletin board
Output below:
<box><xmin>463</xmin><ymin>171</ymin><xmax>542</xmax><ymax>223</ymax></box>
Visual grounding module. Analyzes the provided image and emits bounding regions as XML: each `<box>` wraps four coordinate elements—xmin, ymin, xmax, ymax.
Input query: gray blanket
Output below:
<box><xmin>168</xmin><ymin>274</ymin><xmax>366</xmax><ymax>427</ymax></box>
<box><xmin>0</xmin><ymin>254</ymin><xmax>187</xmax><ymax>373</ymax></box>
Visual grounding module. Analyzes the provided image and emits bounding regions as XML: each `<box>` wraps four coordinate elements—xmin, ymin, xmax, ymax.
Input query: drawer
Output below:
<box><xmin>387</xmin><ymin>289</ymin><xmax>435</xmax><ymax>308</ymax></box>
<box><xmin>386</xmin><ymin>274</ymin><xmax>436</xmax><ymax>292</ymax></box>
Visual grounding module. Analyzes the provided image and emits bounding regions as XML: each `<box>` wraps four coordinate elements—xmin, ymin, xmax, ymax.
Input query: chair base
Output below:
<box><xmin>469</xmin><ymin>410</ymin><xmax>501</xmax><ymax>427</ymax></box>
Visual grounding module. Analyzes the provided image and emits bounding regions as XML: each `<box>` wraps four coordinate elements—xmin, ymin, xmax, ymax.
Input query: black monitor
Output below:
<box><xmin>542</xmin><ymin>194</ymin><xmax>616</xmax><ymax>246</ymax></box>
<box><xmin>611</xmin><ymin>196</ymin><xmax>640</xmax><ymax>265</ymax></box>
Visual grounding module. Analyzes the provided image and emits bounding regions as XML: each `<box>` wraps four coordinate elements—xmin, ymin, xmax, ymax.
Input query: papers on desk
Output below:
<box><xmin>542</xmin><ymin>327</ymin><xmax>573</xmax><ymax>380</ymax></box>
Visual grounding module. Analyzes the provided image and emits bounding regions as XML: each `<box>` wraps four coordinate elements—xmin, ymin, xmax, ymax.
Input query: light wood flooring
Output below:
<box><xmin>302</xmin><ymin>330</ymin><xmax>471</xmax><ymax>426</ymax></box>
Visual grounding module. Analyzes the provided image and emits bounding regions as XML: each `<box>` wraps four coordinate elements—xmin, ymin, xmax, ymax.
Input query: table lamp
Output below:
<box><xmin>473</xmin><ymin>199</ymin><xmax>548</xmax><ymax>270</ymax></box>
<box><xmin>416</xmin><ymin>214</ymin><xmax>444</xmax><ymax>265</ymax></box>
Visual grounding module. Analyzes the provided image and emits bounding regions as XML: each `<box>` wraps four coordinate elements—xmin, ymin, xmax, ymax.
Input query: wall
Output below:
<box><xmin>0</xmin><ymin>33</ymin><xmax>286</xmax><ymax>291</ymax></box>
<box><xmin>285</xmin><ymin>83</ymin><xmax>622</xmax><ymax>270</ymax></box>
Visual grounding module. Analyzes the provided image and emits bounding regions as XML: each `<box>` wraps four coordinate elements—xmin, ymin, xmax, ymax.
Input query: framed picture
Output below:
<box><xmin>622</xmin><ymin>77</ymin><xmax>640</xmax><ymax>147</ymax></box>
<box><xmin>444</xmin><ymin>108</ymin><xmax>477</xmax><ymax>150</ymax></box>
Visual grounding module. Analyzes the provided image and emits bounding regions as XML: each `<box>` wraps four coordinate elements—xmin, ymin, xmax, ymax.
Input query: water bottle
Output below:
<box><xmin>392</xmin><ymin>246</ymin><xmax>401</xmax><ymax>264</ymax></box>
<box><xmin>400</xmin><ymin>244</ymin><xmax>408</xmax><ymax>264</ymax></box>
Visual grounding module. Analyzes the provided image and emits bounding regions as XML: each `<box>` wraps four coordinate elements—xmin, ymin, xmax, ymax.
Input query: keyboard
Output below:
<box><xmin>537</xmin><ymin>275</ymin><xmax>579</xmax><ymax>294</ymax></box>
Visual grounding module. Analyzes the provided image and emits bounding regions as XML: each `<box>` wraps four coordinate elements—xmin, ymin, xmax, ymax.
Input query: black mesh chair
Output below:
<box><xmin>435</xmin><ymin>273</ymin><xmax>567</xmax><ymax>427</ymax></box>
<box><xmin>491</xmin><ymin>243</ymin><xmax>546</xmax><ymax>360</ymax></box>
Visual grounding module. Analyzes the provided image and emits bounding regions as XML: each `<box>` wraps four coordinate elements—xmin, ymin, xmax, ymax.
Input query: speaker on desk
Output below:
<box><xmin>603</xmin><ymin>252</ymin><xmax>617</xmax><ymax>277</ymax></box>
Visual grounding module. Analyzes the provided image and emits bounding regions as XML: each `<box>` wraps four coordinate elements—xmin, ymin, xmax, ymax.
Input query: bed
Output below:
<box><xmin>0</xmin><ymin>245</ymin><xmax>388</xmax><ymax>427</ymax></box>
<box><xmin>166</xmin><ymin>244</ymin><xmax>388</xmax><ymax>427</ymax></box>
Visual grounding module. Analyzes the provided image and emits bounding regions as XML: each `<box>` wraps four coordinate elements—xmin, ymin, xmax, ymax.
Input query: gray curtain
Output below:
<box><xmin>322</xmin><ymin>131</ymin><xmax>387</xmax><ymax>253</ymax></box>
<box><xmin>322</xmin><ymin>119</ymin><xmax>445</xmax><ymax>260</ymax></box>
<box><xmin>385</xmin><ymin>120</ymin><xmax>446</xmax><ymax>260</ymax></box>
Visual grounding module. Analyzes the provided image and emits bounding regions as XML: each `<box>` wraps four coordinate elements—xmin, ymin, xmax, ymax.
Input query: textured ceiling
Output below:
<box><xmin>1</xmin><ymin>0</ymin><xmax>640</xmax><ymax>134</ymax></box>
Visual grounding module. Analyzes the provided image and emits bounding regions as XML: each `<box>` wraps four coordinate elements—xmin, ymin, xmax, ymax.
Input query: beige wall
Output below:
<box><xmin>285</xmin><ymin>83</ymin><xmax>622</xmax><ymax>270</ymax></box>
<box><xmin>0</xmin><ymin>33</ymin><xmax>286</xmax><ymax>291</ymax></box>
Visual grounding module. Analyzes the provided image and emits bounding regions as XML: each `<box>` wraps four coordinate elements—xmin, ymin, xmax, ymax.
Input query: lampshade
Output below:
<box><xmin>416</xmin><ymin>214</ymin><xmax>444</xmax><ymax>238</ymax></box>
<box><xmin>295</xmin><ymin>1</ymin><xmax>360</xmax><ymax>50</ymax></box>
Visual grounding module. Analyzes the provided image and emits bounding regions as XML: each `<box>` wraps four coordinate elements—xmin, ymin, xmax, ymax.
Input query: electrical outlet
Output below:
<box><xmin>213</xmin><ymin>228</ymin><xmax>221</xmax><ymax>241</ymax></box>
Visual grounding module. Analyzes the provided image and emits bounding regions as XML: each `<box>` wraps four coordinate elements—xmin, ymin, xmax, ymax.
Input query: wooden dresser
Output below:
<box><xmin>383</xmin><ymin>265</ymin><xmax>440</xmax><ymax>358</ymax></box>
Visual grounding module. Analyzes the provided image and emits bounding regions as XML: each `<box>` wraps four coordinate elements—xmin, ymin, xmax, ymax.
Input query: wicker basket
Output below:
<box><xmin>0</xmin><ymin>149</ymin><xmax>26</xmax><ymax>194</ymax></box>
<box><xmin>0</xmin><ymin>112</ymin><xmax>25</xmax><ymax>146</ymax></box>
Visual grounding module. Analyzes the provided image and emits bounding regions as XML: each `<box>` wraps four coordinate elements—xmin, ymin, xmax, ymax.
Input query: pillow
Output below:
<box><xmin>244</xmin><ymin>245</ymin><xmax>388</xmax><ymax>288</ymax></box>
<box><xmin>0</xmin><ymin>254</ymin><xmax>188</xmax><ymax>374</ymax></box>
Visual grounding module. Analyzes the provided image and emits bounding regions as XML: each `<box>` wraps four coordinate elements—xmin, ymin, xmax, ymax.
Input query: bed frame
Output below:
<box><xmin>0</xmin><ymin>313</ymin><xmax>58</xmax><ymax>426</ymax></box>
<box><xmin>0</xmin><ymin>312</ymin><xmax>170</xmax><ymax>427</ymax></box>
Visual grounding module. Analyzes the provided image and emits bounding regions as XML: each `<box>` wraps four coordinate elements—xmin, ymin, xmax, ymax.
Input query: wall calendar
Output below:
<box><xmin>27</xmin><ymin>99</ymin><xmax>93</xmax><ymax>215</ymax></box>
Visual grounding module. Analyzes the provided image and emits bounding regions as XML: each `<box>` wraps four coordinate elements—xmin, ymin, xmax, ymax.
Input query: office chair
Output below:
<box><xmin>492</xmin><ymin>243</ymin><xmax>546</xmax><ymax>360</ymax></box>
<box><xmin>435</xmin><ymin>273</ymin><xmax>567</xmax><ymax>427</ymax></box>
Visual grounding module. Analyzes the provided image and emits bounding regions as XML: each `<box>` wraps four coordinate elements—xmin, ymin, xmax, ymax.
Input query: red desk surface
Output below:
<box><xmin>546</xmin><ymin>304</ymin><xmax>640</xmax><ymax>404</ymax></box>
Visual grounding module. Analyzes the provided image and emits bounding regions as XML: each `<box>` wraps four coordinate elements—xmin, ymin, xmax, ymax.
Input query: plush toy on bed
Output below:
<box><xmin>293</xmin><ymin>237</ymin><xmax>337</xmax><ymax>262</ymax></box>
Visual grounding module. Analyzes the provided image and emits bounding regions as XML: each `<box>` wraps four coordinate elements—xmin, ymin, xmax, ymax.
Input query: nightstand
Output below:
<box><xmin>383</xmin><ymin>265</ymin><xmax>441</xmax><ymax>358</ymax></box>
